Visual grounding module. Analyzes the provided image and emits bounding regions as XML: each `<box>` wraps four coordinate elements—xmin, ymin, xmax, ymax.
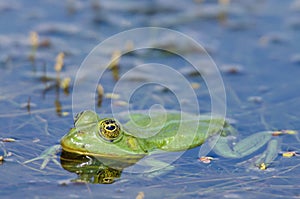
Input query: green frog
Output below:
<box><xmin>24</xmin><ymin>110</ymin><xmax>296</xmax><ymax>183</ymax></box>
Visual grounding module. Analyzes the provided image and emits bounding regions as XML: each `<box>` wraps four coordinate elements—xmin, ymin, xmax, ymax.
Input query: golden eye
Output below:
<box><xmin>102</xmin><ymin>177</ymin><xmax>114</xmax><ymax>184</ymax></box>
<box><xmin>97</xmin><ymin>168</ymin><xmax>121</xmax><ymax>184</ymax></box>
<box><xmin>99</xmin><ymin>119</ymin><xmax>122</xmax><ymax>142</ymax></box>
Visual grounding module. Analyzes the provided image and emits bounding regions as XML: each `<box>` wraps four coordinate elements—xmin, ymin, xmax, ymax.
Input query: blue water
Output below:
<box><xmin>1</xmin><ymin>0</ymin><xmax>300</xmax><ymax>198</ymax></box>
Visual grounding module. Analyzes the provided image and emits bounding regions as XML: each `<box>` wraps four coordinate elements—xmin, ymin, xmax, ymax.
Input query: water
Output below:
<box><xmin>1</xmin><ymin>0</ymin><xmax>300</xmax><ymax>198</ymax></box>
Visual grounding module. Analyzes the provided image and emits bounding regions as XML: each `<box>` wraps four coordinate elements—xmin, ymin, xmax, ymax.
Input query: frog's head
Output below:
<box><xmin>61</xmin><ymin>111</ymin><xmax>146</xmax><ymax>159</ymax></box>
<box><xmin>61</xmin><ymin>118</ymin><xmax>124</xmax><ymax>153</ymax></box>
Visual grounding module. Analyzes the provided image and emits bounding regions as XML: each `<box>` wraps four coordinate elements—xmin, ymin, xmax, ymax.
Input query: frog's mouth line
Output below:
<box><xmin>61</xmin><ymin>142</ymin><xmax>146</xmax><ymax>161</ymax></box>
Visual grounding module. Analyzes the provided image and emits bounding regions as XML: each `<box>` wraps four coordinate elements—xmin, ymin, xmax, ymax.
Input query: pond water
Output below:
<box><xmin>1</xmin><ymin>0</ymin><xmax>300</xmax><ymax>198</ymax></box>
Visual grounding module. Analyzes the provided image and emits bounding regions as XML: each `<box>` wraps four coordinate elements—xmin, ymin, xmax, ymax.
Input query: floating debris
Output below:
<box><xmin>61</xmin><ymin>112</ymin><xmax>70</xmax><ymax>117</ymax></box>
<box><xmin>180</xmin><ymin>67</ymin><xmax>202</xmax><ymax>77</ymax></box>
<box><xmin>54</xmin><ymin>52</ymin><xmax>65</xmax><ymax>73</ymax></box>
<box><xmin>136</xmin><ymin>192</ymin><xmax>145</xmax><ymax>199</ymax></box>
<box><xmin>54</xmin><ymin>101</ymin><xmax>69</xmax><ymax>116</ymax></box>
<box><xmin>32</xmin><ymin>138</ymin><xmax>40</xmax><ymax>143</ymax></box>
<box><xmin>97</xmin><ymin>84</ymin><xmax>104</xmax><ymax>107</ymax></box>
<box><xmin>39</xmin><ymin>38</ymin><xmax>51</xmax><ymax>48</ymax></box>
<box><xmin>35</xmin><ymin>23</ymin><xmax>80</xmax><ymax>35</ymax></box>
<box><xmin>113</xmin><ymin>100</ymin><xmax>128</xmax><ymax>107</ymax></box>
<box><xmin>247</xmin><ymin>96</ymin><xmax>263</xmax><ymax>104</ymax></box>
<box><xmin>20</xmin><ymin>96</ymin><xmax>36</xmax><ymax>112</ymax></box>
<box><xmin>29</xmin><ymin>31</ymin><xmax>39</xmax><ymax>61</ymax></box>
<box><xmin>125</xmin><ymin>40</ymin><xmax>134</xmax><ymax>52</ymax></box>
<box><xmin>60</xmin><ymin>77</ymin><xmax>71</xmax><ymax>94</ymax></box>
<box><xmin>220</xmin><ymin>64</ymin><xmax>244</xmax><ymax>74</ymax></box>
<box><xmin>191</xmin><ymin>82</ymin><xmax>201</xmax><ymax>89</ymax></box>
<box><xmin>30</xmin><ymin>31</ymin><xmax>39</xmax><ymax>48</ymax></box>
<box><xmin>198</xmin><ymin>156</ymin><xmax>215</xmax><ymax>164</ymax></box>
<box><xmin>259</xmin><ymin>33</ymin><xmax>287</xmax><ymax>46</ymax></box>
<box><xmin>186</xmin><ymin>70</ymin><xmax>202</xmax><ymax>77</ymax></box>
<box><xmin>109</xmin><ymin>50</ymin><xmax>121</xmax><ymax>68</ymax></box>
<box><xmin>55</xmin><ymin>99</ymin><xmax>62</xmax><ymax>116</ymax></box>
<box><xmin>272</xmin><ymin>130</ymin><xmax>297</xmax><ymax>136</ymax></box>
<box><xmin>58</xmin><ymin>179</ymin><xmax>71</xmax><ymax>186</ymax></box>
<box><xmin>258</xmin><ymin>162</ymin><xmax>267</xmax><ymax>170</ymax></box>
<box><xmin>152</xmin><ymin>38</ymin><xmax>209</xmax><ymax>55</ymax></box>
<box><xmin>105</xmin><ymin>93</ymin><xmax>120</xmax><ymax>99</ymax></box>
<box><xmin>281</xmin><ymin>151</ymin><xmax>299</xmax><ymax>158</ymax></box>
<box><xmin>109</xmin><ymin>50</ymin><xmax>121</xmax><ymax>81</ymax></box>
<box><xmin>27</xmin><ymin>96</ymin><xmax>31</xmax><ymax>112</ymax></box>
<box><xmin>1</xmin><ymin>138</ymin><xmax>16</xmax><ymax>142</ymax></box>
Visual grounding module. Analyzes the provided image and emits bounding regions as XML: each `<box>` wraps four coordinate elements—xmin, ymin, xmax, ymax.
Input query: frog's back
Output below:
<box><xmin>123</xmin><ymin>112</ymin><xmax>226</xmax><ymax>152</ymax></box>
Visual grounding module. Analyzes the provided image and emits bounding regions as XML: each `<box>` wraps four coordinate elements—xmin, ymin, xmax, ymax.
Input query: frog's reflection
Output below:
<box><xmin>60</xmin><ymin>150</ymin><xmax>132</xmax><ymax>184</ymax></box>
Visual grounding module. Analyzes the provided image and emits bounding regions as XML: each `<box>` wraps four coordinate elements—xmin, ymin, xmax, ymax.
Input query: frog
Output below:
<box><xmin>24</xmin><ymin>110</ymin><xmax>297</xmax><ymax>181</ymax></box>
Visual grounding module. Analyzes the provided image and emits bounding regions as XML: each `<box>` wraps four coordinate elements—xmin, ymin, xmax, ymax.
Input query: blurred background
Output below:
<box><xmin>0</xmin><ymin>0</ymin><xmax>300</xmax><ymax>198</ymax></box>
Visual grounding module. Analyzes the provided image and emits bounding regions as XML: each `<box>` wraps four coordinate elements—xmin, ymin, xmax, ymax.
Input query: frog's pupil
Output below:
<box><xmin>106</xmin><ymin>125</ymin><xmax>115</xmax><ymax>131</ymax></box>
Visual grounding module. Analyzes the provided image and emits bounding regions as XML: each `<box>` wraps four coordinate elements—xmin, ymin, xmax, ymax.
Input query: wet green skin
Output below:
<box><xmin>25</xmin><ymin>110</ymin><xmax>295</xmax><ymax>171</ymax></box>
<box><xmin>61</xmin><ymin>110</ymin><xmax>229</xmax><ymax>161</ymax></box>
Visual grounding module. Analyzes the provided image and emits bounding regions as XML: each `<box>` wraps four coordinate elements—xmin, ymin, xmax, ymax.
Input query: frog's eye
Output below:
<box><xmin>99</xmin><ymin>119</ymin><xmax>122</xmax><ymax>142</ymax></box>
<box><xmin>97</xmin><ymin>168</ymin><xmax>121</xmax><ymax>184</ymax></box>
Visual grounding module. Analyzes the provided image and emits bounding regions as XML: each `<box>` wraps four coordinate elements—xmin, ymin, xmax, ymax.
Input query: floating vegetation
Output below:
<box><xmin>20</xmin><ymin>96</ymin><xmax>37</xmax><ymax>112</ymax></box>
<box><xmin>1</xmin><ymin>138</ymin><xmax>16</xmax><ymax>142</ymax></box>
<box><xmin>34</xmin><ymin>23</ymin><xmax>80</xmax><ymax>35</ymax></box>
<box><xmin>0</xmin><ymin>143</ymin><xmax>12</xmax><ymax>163</ymax></box>
<box><xmin>258</xmin><ymin>162</ymin><xmax>267</xmax><ymax>170</ymax></box>
<box><xmin>220</xmin><ymin>64</ymin><xmax>244</xmax><ymax>74</ymax></box>
<box><xmin>97</xmin><ymin>84</ymin><xmax>127</xmax><ymax>107</ymax></box>
<box><xmin>135</xmin><ymin>192</ymin><xmax>145</xmax><ymax>199</ymax></box>
<box><xmin>105</xmin><ymin>93</ymin><xmax>120</xmax><ymax>100</ymax></box>
<box><xmin>125</xmin><ymin>40</ymin><xmax>134</xmax><ymax>52</ymax></box>
<box><xmin>191</xmin><ymin>82</ymin><xmax>201</xmax><ymax>89</ymax></box>
<box><xmin>258</xmin><ymin>33</ymin><xmax>287</xmax><ymax>46</ymax></box>
<box><xmin>271</xmin><ymin>130</ymin><xmax>297</xmax><ymax>136</ymax></box>
<box><xmin>60</xmin><ymin>77</ymin><xmax>71</xmax><ymax>94</ymax></box>
<box><xmin>113</xmin><ymin>100</ymin><xmax>128</xmax><ymax>107</ymax></box>
<box><xmin>108</xmin><ymin>50</ymin><xmax>121</xmax><ymax>81</ymax></box>
<box><xmin>54</xmin><ymin>99</ymin><xmax>70</xmax><ymax>117</ymax></box>
<box><xmin>29</xmin><ymin>31</ymin><xmax>39</xmax><ymax>62</ymax></box>
<box><xmin>198</xmin><ymin>156</ymin><xmax>215</xmax><ymax>164</ymax></box>
<box><xmin>281</xmin><ymin>151</ymin><xmax>299</xmax><ymax>158</ymax></box>
<box><xmin>97</xmin><ymin>84</ymin><xmax>104</xmax><ymax>107</ymax></box>
<box><xmin>54</xmin><ymin>52</ymin><xmax>65</xmax><ymax>74</ymax></box>
<box><xmin>247</xmin><ymin>96</ymin><xmax>263</xmax><ymax>104</ymax></box>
